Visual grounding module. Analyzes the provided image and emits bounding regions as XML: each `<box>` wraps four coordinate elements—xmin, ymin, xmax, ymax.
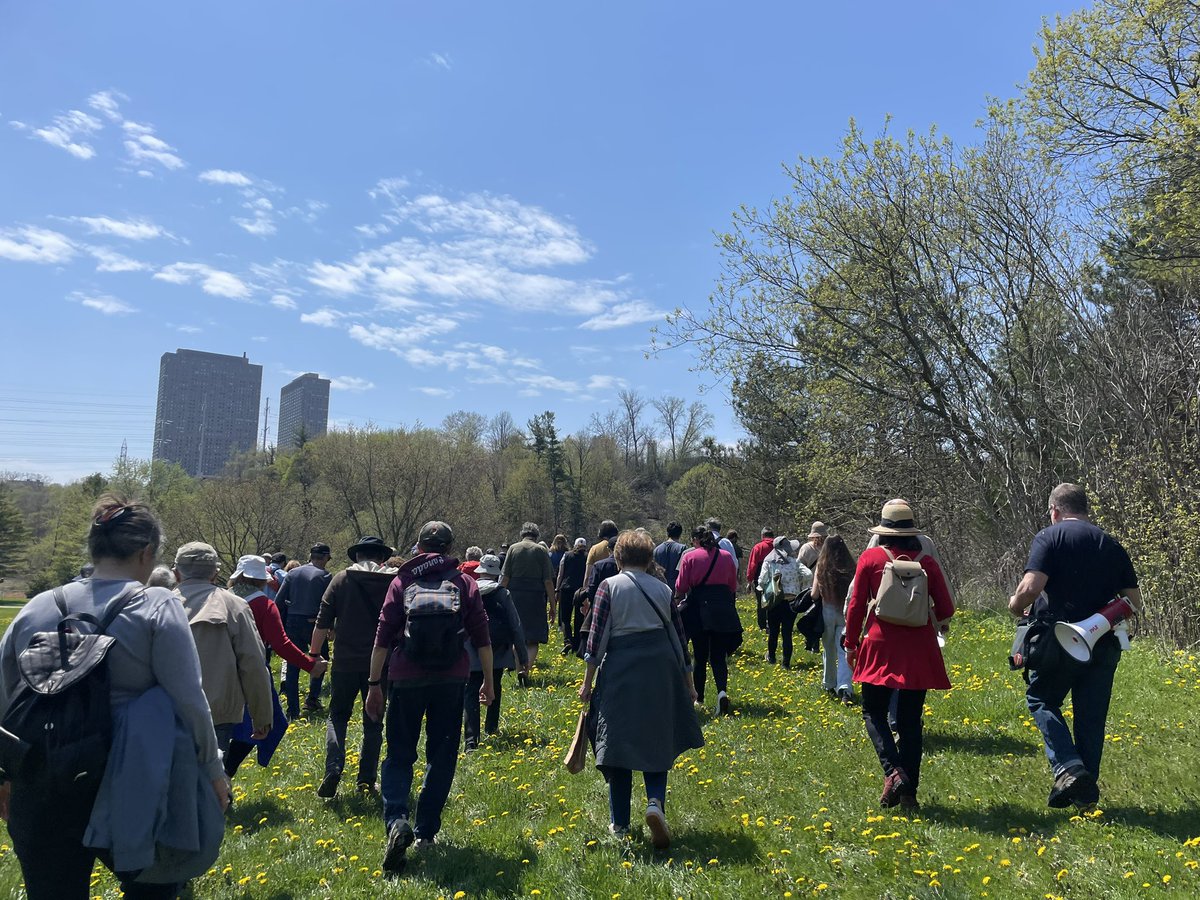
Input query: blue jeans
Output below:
<box><xmin>282</xmin><ymin>615</ymin><xmax>326</xmax><ymax>715</ymax></box>
<box><xmin>602</xmin><ymin>768</ymin><xmax>668</xmax><ymax>830</ymax></box>
<box><xmin>381</xmin><ymin>681</ymin><xmax>465</xmax><ymax>839</ymax></box>
<box><xmin>1026</xmin><ymin>634</ymin><xmax>1120</xmax><ymax>777</ymax></box>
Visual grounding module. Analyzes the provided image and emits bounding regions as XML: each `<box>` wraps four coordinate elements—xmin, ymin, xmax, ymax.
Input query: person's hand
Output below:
<box><xmin>250</xmin><ymin>725</ymin><xmax>270</xmax><ymax>741</ymax></box>
<box><xmin>688</xmin><ymin>684</ymin><xmax>698</xmax><ymax>704</ymax></box>
<box><xmin>845</xmin><ymin>647</ymin><xmax>858</xmax><ymax>670</ymax></box>
<box><xmin>521</xmin><ymin>661</ymin><xmax>533</xmax><ymax>675</ymax></box>
<box><xmin>211</xmin><ymin>776</ymin><xmax>231</xmax><ymax>812</ymax></box>
<box><xmin>480</xmin><ymin>681</ymin><xmax>496</xmax><ymax>707</ymax></box>
<box><xmin>310</xmin><ymin>657</ymin><xmax>329</xmax><ymax>679</ymax></box>
<box><xmin>365</xmin><ymin>684</ymin><xmax>385</xmax><ymax>721</ymax></box>
<box><xmin>578</xmin><ymin>682</ymin><xmax>592</xmax><ymax>703</ymax></box>
<box><xmin>0</xmin><ymin>781</ymin><xmax>10</xmax><ymax>822</ymax></box>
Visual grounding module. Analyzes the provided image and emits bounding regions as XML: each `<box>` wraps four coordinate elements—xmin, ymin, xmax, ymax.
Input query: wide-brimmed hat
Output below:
<box><xmin>867</xmin><ymin>500</ymin><xmax>921</xmax><ymax>536</ymax></box>
<box><xmin>347</xmin><ymin>535</ymin><xmax>395</xmax><ymax>562</ymax></box>
<box><xmin>808</xmin><ymin>521</ymin><xmax>828</xmax><ymax>540</ymax></box>
<box><xmin>477</xmin><ymin>554</ymin><xmax>502</xmax><ymax>577</ymax></box>
<box><xmin>231</xmin><ymin>554</ymin><xmax>269</xmax><ymax>581</ymax></box>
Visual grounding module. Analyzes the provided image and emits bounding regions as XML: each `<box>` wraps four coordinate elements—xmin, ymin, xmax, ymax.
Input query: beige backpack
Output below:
<box><xmin>868</xmin><ymin>549</ymin><xmax>931</xmax><ymax>627</ymax></box>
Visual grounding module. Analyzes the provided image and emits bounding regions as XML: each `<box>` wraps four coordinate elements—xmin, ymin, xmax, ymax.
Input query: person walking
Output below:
<box><xmin>797</xmin><ymin>522</ymin><xmax>827</xmax><ymax>569</ymax></box>
<box><xmin>674</xmin><ymin>526</ymin><xmax>742</xmax><ymax>715</ymax></box>
<box><xmin>500</xmin><ymin>523</ymin><xmax>555</xmax><ymax>676</ymax></box>
<box><xmin>1007</xmin><ymin>483</ymin><xmax>1140</xmax><ymax>810</ymax></box>
<box><xmin>844</xmin><ymin>500</ymin><xmax>954</xmax><ymax>809</ymax></box>
<box><xmin>746</xmin><ymin>528</ymin><xmax>775</xmax><ymax>631</ymax></box>
<box><xmin>652</xmin><ymin>523</ymin><xmax>688</xmax><ymax>595</ymax></box>
<box><xmin>579</xmin><ymin>530</ymin><xmax>703</xmax><ymax>848</ymax></box>
<box><xmin>365</xmin><ymin>521</ymin><xmax>494</xmax><ymax>874</ymax></box>
<box><xmin>0</xmin><ymin>495</ymin><xmax>228</xmax><ymax>899</ymax></box>
<box><xmin>811</xmin><ymin>535</ymin><xmax>856</xmax><ymax>702</ymax></box>
<box><xmin>309</xmin><ymin>536</ymin><xmax>398</xmax><ymax>798</ymax></box>
<box><xmin>556</xmin><ymin>538</ymin><xmax>588</xmax><ymax>655</ymax></box>
<box><xmin>465</xmin><ymin>554</ymin><xmax>528</xmax><ymax>749</ymax></box>
<box><xmin>757</xmin><ymin>536</ymin><xmax>810</xmax><ymax>669</ymax></box>
<box><xmin>276</xmin><ymin>543</ymin><xmax>333</xmax><ymax>719</ymax></box>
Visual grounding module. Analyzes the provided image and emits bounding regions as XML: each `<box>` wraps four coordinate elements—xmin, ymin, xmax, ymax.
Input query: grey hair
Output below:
<box><xmin>465</xmin><ymin>546</ymin><xmax>483</xmax><ymax>561</ymax></box>
<box><xmin>147</xmin><ymin>565</ymin><xmax>178</xmax><ymax>589</ymax></box>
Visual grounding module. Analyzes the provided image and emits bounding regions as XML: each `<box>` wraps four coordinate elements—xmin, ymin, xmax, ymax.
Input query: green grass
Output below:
<box><xmin>2</xmin><ymin>606</ymin><xmax>1199</xmax><ymax>898</ymax></box>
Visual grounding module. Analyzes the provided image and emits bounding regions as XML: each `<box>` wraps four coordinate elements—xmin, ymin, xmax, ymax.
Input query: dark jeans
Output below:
<box><xmin>282</xmin><ymin>615</ymin><xmax>327</xmax><ymax>715</ymax></box>
<box><xmin>690</xmin><ymin>631</ymin><xmax>729</xmax><ymax>702</ymax></box>
<box><xmin>326</xmin><ymin>669</ymin><xmax>384</xmax><ymax>785</ymax></box>
<box><xmin>603</xmin><ymin>768</ymin><xmax>668</xmax><ymax>830</ymax></box>
<box><xmin>8</xmin><ymin>783</ymin><xmax>180</xmax><ymax>899</ymax></box>
<box><xmin>225</xmin><ymin>740</ymin><xmax>254</xmax><ymax>779</ymax></box>
<box><xmin>464</xmin><ymin>668</ymin><xmax>503</xmax><ymax>746</ymax></box>
<box><xmin>380</xmin><ymin>680</ymin><xmax>465</xmax><ymax>839</ymax></box>
<box><xmin>766</xmin><ymin>603</ymin><xmax>797</xmax><ymax>664</ymax></box>
<box><xmin>755</xmin><ymin>587</ymin><xmax>767</xmax><ymax>630</ymax></box>
<box><xmin>861</xmin><ymin>684</ymin><xmax>927</xmax><ymax>789</ymax></box>
<box><xmin>1026</xmin><ymin>634</ymin><xmax>1120</xmax><ymax>777</ymax></box>
<box><xmin>559</xmin><ymin>587</ymin><xmax>583</xmax><ymax>649</ymax></box>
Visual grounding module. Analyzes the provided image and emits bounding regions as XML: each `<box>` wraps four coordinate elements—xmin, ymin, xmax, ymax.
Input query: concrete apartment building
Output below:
<box><xmin>277</xmin><ymin>372</ymin><xmax>330</xmax><ymax>451</ymax></box>
<box><xmin>153</xmin><ymin>349</ymin><xmax>262</xmax><ymax>477</ymax></box>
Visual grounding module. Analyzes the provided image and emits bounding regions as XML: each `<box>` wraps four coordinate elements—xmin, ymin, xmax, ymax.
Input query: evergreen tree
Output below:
<box><xmin>0</xmin><ymin>485</ymin><xmax>31</xmax><ymax>582</ymax></box>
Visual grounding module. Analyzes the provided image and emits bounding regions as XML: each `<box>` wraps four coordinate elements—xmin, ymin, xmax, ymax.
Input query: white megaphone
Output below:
<box><xmin>1054</xmin><ymin>596</ymin><xmax>1136</xmax><ymax>663</ymax></box>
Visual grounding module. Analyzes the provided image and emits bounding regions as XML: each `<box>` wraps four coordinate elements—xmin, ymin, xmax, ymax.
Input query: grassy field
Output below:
<box><xmin>1</xmin><ymin>604</ymin><xmax>1198</xmax><ymax>898</ymax></box>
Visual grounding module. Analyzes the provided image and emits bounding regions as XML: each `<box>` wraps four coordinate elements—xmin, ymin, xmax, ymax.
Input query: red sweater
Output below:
<box><xmin>246</xmin><ymin>591</ymin><xmax>315</xmax><ymax>672</ymax></box>
<box><xmin>844</xmin><ymin>546</ymin><xmax>954</xmax><ymax>690</ymax></box>
<box><xmin>746</xmin><ymin>538</ymin><xmax>774</xmax><ymax>589</ymax></box>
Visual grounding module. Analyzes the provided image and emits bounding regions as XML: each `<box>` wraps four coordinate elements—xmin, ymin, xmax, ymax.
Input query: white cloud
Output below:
<box><xmin>368</xmin><ymin>177</ymin><xmax>409</xmax><ymax>201</ymax></box>
<box><xmin>87</xmin><ymin>246</ymin><xmax>150</xmax><ymax>272</ymax></box>
<box><xmin>429</xmin><ymin>52</ymin><xmax>453</xmax><ymax>70</ymax></box>
<box><xmin>0</xmin><ymin>226</ymin><xmax>76</xmax><ymax>264</ymax></box>
<box><xmin>70</xmin><ymin>290</ymin><xmax>135</xmax><ymax>315</ymax></box>
<box><xmin>174</xmin><ymin>324</ymin><xmax>201</xmax><ymax>333</ymax></box>
<box><xmin>70</xmin><ymin>215</ymin><xmax>171</xmax><ymax>241</ymax></box>
<box><xmin>87</xmin><ymin>90</ymin><xmax>124</xmax><ymax>122</ymax></box>
<box><xmin>415</xmin><ymin>386</ymin><xmax>454</xmax><ymax>397</ymax></box>
<box><xmin>586</xmin><ymin>374</ymin><xmax>626</xmax><ymax>392</ymax></box>
<box><xmin>300</xmin><ymin>308</ymin><xmax>343</xmax><ymax>327</ymax></box>
<box><xmin>329</xmin><ymin>375</ymin><xmax>375</xmax><ymax>392</ymax></box>
<box><xmin>199</xmin><ymin>169</ymin><xmax>253</xmax><ymax>187</ymax></box>
<box><xmin>309</xmin><ymin>261</ymin><xmax>367</xmax><ymax>294</ymax></box>
<box><xmin>122</xmin><ymin>120</ymin><xmax>184</xmax><ymax>170</ymax></box>
<box><xmin>154</xmin><ymin>262</ymin><xmax>250</xmax><ymax>298</ymax></box>
<box><xmin>269</xmin><ymin>294</ymin><xmax>297</xmax><ymax>310</ymax></box>
<box><xmin>23</xmin><ymin>109</ymin><xmax>102</xmax><ymax>159</ymax></box>
<box><xmin>579</xmin><ymin>300</ymin><xmax>666</xmax><ymax>331</ymax></box>
<box><xmin>236</xmin><ymin>196</ymin><xmax>276</xmax><ymax>236</ymax></box>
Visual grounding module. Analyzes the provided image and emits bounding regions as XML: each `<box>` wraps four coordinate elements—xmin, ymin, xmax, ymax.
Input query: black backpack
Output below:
<box><xmin>401</xmin><ymin>576</ymin><xmax>465</xmax><ymax>669</ymax></box>
<box><xmin>0</xmin><ymin>584</ymin><xmax>140</xmax><ymax>793</ymax></box>
<box><xmin>482</xmin><ymin>587</ymin><xmax>514</xmax><ymax>651</ymax></box>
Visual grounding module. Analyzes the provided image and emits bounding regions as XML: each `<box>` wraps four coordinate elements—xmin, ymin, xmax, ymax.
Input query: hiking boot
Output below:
<box><xmin>304</xmin><ymin>697</ymin><xmax>325</xmax><ymax>713</ymax></box>
<box><xmin>898</xmin><ymin>793</ymin><xmax>920</xmax><ymax>811</ymax></box>
<box><xmin>645</xmin><ymin>799</ymin><xmax>671</xmax><ymax>850</ymax></box>
<box><xmin>356</xmin><ymin>781</ymin><xmax>378</xmax><ymax>795</ymax></box>
<box><xmin>880</xmin><ymin>767</ymin><xmax>912</xmax><ymax>808</ymax></box>
<box><xmin>317</xmin><ymin>772</ymin><xmax>340</xmax><ymax>799</ymax></box>
<box><xmin>382</xmin><ymin>817</ymin><xmax>414</xmax><ymax>873</ymax></box>
<box><xmin>717</xmin><ymin>692</ymin><xmax>731</xmax><ymax>716</ymax></box>
<box><xmin>1048</xmin><ymin>765</ymin><xmax>1096</xmax><ymax>809</ymax></box>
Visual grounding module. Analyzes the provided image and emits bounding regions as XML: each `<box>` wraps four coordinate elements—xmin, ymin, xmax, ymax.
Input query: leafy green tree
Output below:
<box><xmin>0</xmin><ymin>485</ymin><xmax>30</xmax><ymax>582</ymax></box>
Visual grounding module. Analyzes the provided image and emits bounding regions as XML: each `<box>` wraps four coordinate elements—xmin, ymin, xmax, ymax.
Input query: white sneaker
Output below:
<box><xmin>645</xmin><ymin>799</ymin><xmax>671</xmax><ymax>849</ymax></box>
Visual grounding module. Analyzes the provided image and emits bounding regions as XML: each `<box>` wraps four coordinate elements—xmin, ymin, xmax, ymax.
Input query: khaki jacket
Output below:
<box><xmin>176</xmin><ymin>580</ymin><xmax>273</xmax><ymax>730</ymax></box>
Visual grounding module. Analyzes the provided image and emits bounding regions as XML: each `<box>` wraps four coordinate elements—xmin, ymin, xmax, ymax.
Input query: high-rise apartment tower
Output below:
<box><xmin>277</xmin><ymin>372</ymin><xmax>330</xmax><ymax>451</ymax></box>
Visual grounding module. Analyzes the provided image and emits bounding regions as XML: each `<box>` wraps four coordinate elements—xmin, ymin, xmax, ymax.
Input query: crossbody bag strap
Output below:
<box><xmin>696</xmin><ymin>549</ymin><xmax>719</xmax><ymax>588</ymax></box>
<box><xmin>97</xmin><ymin>583</ymin><xmax>144</xmax><ymax>634</ymax></box>
<box><xmin>625</xmin><ymin>574</ymin><xmax>688</xmax><ymax>671</ymax></box>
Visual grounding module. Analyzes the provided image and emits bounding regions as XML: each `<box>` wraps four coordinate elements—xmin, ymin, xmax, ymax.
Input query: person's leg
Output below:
<box><xmin>463</xmin><ymin>669</ymin><xmax>484</xmax><ymax>749</ymax></box>
<box><xmin>413</xmin><ymin>681</ymin><xmax>467</xmax><ymax>840</ymax></box>
<box><xmin>709</xmin><ymin>633</ymin><xmax>729</xmax><ymax>694</ymax></box>
<box><xmin>821</xmin><ymin>606</ymin><xmax>839</xmax><ymax>690</ymax></box>
<box><xmin>213</xmin><ymin>722</ymin><xmax>234</xmax><ymax>755</ymax></box>
<box><xmin>779</xmin><ymin>608</ymin><xmax>795</xmax><ymax>667</ymax></box>
<box><xmin>1072</xmin><ymin>638</ymin><xmax>1121</xmax><ymax>779</ymax></box>
<box><xmin>118</xmin><ymin>880</ymin><xmax>182</xmax><ymax>899</ymax></box>
<box><xmin>860</xmin><ymin>682</ymin><xmax>901</xmax><ymax>776</ymax></box>
<box><xmin>381</xmin><ymin>683</ymin><xmax>425</xmax><ymax>827</ymax></box>
<box><xmin>755</xmin><ymin>587</ymin><xmax>767</xmax><ymax>630</ymax></box>
<box><xmin>351</xmin><ymin>672</ymin><xmax>384</xmax><ymax>788</ymax></box>
<box><xmin>606</xmin><ymin>767</ymin><xmax>633</xmax><ymax>831</ymax></box>
<box><xmin>308</xmin><ymin>634</ymin><xmax>330</xmax><ymax>706</ymax></box>
<box><xmin>766</xmin><ymin>606</ymin><xmax>780</xmax><ymax>663</ymax></box>
<box><xmin>691</xmin><ymin>633</ymin><xmax>710</xmax><ymax>703</ymax></box>
<box><xmin>8</xmin><ymin>784</ymin><xmax>97</xmax><ymax>900</ymax></box>
<box><xmin>224</xmin><ymin>739</ymin><xmax>255</xmax><ymax>779</ymax></box>
<box><xmin>1026</xmin><ymin>658</ymin><xmax>1083</xmax><ymax>776</ymax></box>
<box><xmin>484</xmin><ymin>667</ymin><xmax>504</xmax><ymax>734</ymax></box>
<box><xmin>527</xmin><ymin>642</ymin><xmax>540</xmax><ymax>670</ymax></box>
<box><xmin>834</xmin><ymin>607</ymin><xmax>853</xmax><ymax>691</ymax></box>
<box><xmin>894</xmin><ymin>688</ymin><xmax>927</xmax><ymax>791</ymax></box>
<box><xmin>282</xmin><ymin>615</ymin><xmax>306</xmax><ymax>717</ymax></box>
<box><xmin>325</xmin><ymin>669</ymin><xmax>358</xmax><ymax>780</ymax></box>
<box><xmin>643</xmin><ymin>771</ymin><xmax>668</xmax><ymax>808</ymax></box>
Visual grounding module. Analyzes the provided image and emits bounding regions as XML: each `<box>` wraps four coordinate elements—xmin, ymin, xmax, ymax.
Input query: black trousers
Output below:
<box><xmin>8</xmin><ymin>782</ymin><xmax>180</xmax><ymax>899</ymax></box>
<box><xmin>690</xmin><ymin>631</ymin><xmax>729</xmax><ymax>702</ymax></box>
<box><xmin>766</xmin><ymin>602</ymin><xmax>796</xmax><ymax>663</ymax></box>
<box><xmin>325</xmin><ymin>669</ymin><xmax>385</xmax><ymax>784</ymax></box>
<box><xmin>464</xmin><ymin>668</ymin><xmax>504</xmax><ymax>745</ymax></box>
<box><xmin>861</xmin><ymin>683</ymin><xmax>927</xmax><ymax>788</ymax></box>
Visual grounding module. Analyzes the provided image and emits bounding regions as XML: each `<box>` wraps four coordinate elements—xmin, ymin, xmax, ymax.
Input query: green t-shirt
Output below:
<box><xmin>501</xmin><ymin>539</ymin><xmax>553</xmax><ymax>583</ymax></box>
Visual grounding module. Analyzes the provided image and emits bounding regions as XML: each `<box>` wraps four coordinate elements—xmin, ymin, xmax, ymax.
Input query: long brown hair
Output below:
<box><xmin>814</xmin><ymin>535</ymin><xmax>855</xmax><ymax>605</ymax></box>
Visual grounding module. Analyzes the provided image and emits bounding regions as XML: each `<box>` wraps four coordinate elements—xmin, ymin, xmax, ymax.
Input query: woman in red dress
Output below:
<box><xmin>844</xmin><ymin>500</ymin><xmax>953</xmax><ymax>809</ymax></box>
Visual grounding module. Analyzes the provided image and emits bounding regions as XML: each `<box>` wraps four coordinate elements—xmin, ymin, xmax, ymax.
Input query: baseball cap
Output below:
<box><xmin>418</xmin><ymin>521</ymin><xmax>454</xmax><ymax>550</ymax></box>
<box><xmin>310</xmin><ymin>542</ymin><xmax>332</xmax><ymax>556</ymax></box>
<box><xmin>573</xmin><ymin>537</ymin><xmax>587</xmax><ymax>549</ymax></box>
<box><xmin>175</xmin><ymin>541</ymin><xmax>219</xmax><ymax>567</ymax></box>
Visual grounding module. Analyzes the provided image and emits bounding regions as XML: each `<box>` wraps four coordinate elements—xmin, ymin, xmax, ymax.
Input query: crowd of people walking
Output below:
<box><xmin>0</xmin><ymin>483</ymin><xmax>1140</xmax><ymax>895</ymax></box>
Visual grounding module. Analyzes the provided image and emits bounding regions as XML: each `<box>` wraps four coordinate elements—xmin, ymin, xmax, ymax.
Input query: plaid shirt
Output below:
<box><xmin>584</xmin><ymin>573</ymin><xmax>691</xmax><ymax>669</ymax></box>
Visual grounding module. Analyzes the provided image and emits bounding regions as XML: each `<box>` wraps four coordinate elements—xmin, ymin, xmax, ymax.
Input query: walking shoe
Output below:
<box><xmin>608</xmin><ymin>823</ymin><xmax>629</xmax><ymax>838</ymax></box>
<box><xmin>645</xmin><ymin>799</ymin><xmax>671</xmax><ymax>850</ymax></box>
<box><xmin>781</xmin><ymin>659</ymin><xmax>791</xmax><ymax>670</ymax></box>
<box><xmin>411</xmin><ymin>837</ymin><xmax>436</xmax><ymax>856</ymax></box>
<box><xmin>304</xmin><ymin>697</ymin><xmax>325</xmax><ymax>713</ymax></box>
<box><xmin>356</xmin><ymin>781</ymin><xmax>378</xmax><ymax>795</ymax></box>
<box><xmin>765</xmin><ymin>653</ymin><xmax>776</xmax><ymax>664</ymax></box>
<box><xmin>518</xmin><ymin>672</ymin><xmax>530</xmax><ymax>688</ymax></box>
<box><xmin>880</xmin><ymin>767</ymin><xmax>912</xmax><ymax>808</ymax></box>
<box><xmin>717</xmin><ymin>692</ymin><xmax>731</xmax><ymax>715</ymax></box>
<box><xmin>464</xmin><ymin>739</ymin><xmax>478</xmax><ymax>752</ymax></box>
<box><xmin>898</xmin><ymin>793</ymin><xmax>920</xmax><ymax>811</ymax></box>
<box><xmin>382</xmin><ymin>817</ymin><xmax>414</xmax><ymax>873</ymax></box>
<box><xmin>317</xmin><ymin>772</ymin><xmax>340</xmax><ymax>799</ymax></box>
<box><xmin>1048</xmin><ymin>765</ymin><xmax>1096</xmax><ymax>809</ymax></box>
<box><xmin>836</xmin><ymin>687</ymin><xmax>854</xmax><ymax>703</ymax></box>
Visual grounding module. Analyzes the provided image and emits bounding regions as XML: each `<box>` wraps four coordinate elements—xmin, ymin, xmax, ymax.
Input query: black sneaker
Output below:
<box><xmin>383</xmin><ymin>817</ymin><xmax>414</xmax><ymax>873</ymax></box>
<box><xmin>1048</xmin><ymin>765</ymin><xmax>1095</xmax><ymax>809</ymax></box>
<box><xmin>317</xmin><ymin>772</ymin><xmax>340</xmax><ymax>799</ymax></box>
<box><xmin>304</xmin><ymin>698</ymin><xmax>325</xmax><ymax>713</ymax></box>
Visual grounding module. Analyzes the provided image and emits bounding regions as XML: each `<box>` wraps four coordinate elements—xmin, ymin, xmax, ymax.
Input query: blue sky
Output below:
<box><xmin>0</xmin><ymin>1</ymin><xmax>1069</xmax><ymax>482</ymax></box>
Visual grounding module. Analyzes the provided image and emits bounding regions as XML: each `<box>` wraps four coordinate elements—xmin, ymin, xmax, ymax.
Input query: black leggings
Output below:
<box><xmin>766</xmin><ymin>603</ymin><xmax>797</xmax><ymax>663</ymax></box>
<box><xmin>690</xmin><ymin>631</ymin><xmax>729</xmax><ymax>701</ymax></box>
<box><xmin>861</xmin><ymin>683</ymin><xmax>927</xmax><ymax>788</ymax></box>
<box><xmin>224</xmin><ymin>739</ymin><xmax>255</xmax><ymax>779</ymax></box>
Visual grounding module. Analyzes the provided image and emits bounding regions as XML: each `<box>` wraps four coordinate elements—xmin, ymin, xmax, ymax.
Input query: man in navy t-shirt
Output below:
<box><xmin>1007</xmin><ymin>483</ymin><xmax>1141</xmax><ymax>811</ymax></box>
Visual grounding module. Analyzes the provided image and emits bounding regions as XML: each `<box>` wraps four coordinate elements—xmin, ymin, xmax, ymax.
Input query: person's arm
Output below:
<box><xmin>250</xmin><ymin>595</ymin><xmax>322</xmax><ymax>674</ymax></box>
<box><xmin>364</xmin><ymin>645</ymin><xmax>390</xmax><ymax>722</ymax></box>
<box><xmin>1008</xmin><ymin>570</ymin><xmax>1048</xmax><ymax>616</ymax></box>
<box><xmin>504</xmin><ymin>593</ymin><xmax>530</xmax><ymax>671</ymax></box>
<box><xmin>924</xmin><ymin>558</ymin><xmax>954</xmax><ymax>624</ymax></box>
<box><xmin>843</xmin><ymin>554</ymin><xmax>874</xmax><ymax>666</ymax></box>
<box><xmin>583</xmin><ymin>580</ymin><xmax>612</xmax><ymax>663</ymax></box>
<box><xmin>310</xmin><ymin>573</ymin><xmax>341</xmax><ymax>654</ymax></box>
<box><xmin>462</xmin><ymin>580</ymin><xmax>495</xmax><ymax>704</ymax></box>
<box><xmin>275</xmin><ymin>576</ymin><xmax>292</xmax><ymax>618</ymax></box>
<box><xmin>673</xmin><ymin>551</ymin><xmax>694</xmax><ymax>599</ymax></box>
